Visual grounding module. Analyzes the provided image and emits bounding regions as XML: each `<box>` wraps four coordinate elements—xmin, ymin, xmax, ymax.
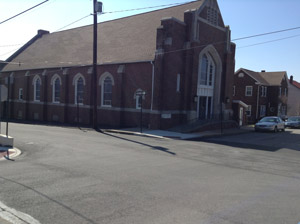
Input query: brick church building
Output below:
<box><xmin>0</xmin><ymin>0</ymin><xmax>235</xmax><ymax>130</ymax></box>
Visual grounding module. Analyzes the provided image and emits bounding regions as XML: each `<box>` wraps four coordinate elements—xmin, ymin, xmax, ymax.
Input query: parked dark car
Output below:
<box><xmin>255</xmin><ymin>116</ymin><xmax>285</xmax><ymax>132</ymax></box>
<box><xmin>285</xmin><ymin>116</ymin><xmax>300</xmax><ymax>128</ymax></box>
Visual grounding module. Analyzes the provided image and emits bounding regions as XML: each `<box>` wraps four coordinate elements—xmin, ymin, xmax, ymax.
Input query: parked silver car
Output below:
<box><xmin>285</xmin><ymin>116</ymin><xmax>300</xmax><ymax>128</ymax></box>
<box><xmin>255</xmin><ymin>116</ymin><xmax>285</xmax><ymax>132</ymax></box>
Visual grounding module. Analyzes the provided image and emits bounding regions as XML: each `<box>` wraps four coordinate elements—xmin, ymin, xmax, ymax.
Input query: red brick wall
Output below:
<box><xmin>233</xmin><ymin>71</ymin><xmax>259</xmax><ymax>123</ymax></box>
<box><xmin>2</xmin><ymin>8</ymin><xmax>236</xmax><ymax>130</ymax></box>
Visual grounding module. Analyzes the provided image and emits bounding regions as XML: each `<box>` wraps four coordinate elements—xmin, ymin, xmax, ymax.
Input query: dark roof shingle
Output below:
<box><xmin>240</xmin><ymin>68</ymin><xmax>287</xmax><ymax>86</ymax></box>
<box><xmin>3</xmin><ymin>1</ymin><xmax>205</xmax><ymax>72</ymax></box>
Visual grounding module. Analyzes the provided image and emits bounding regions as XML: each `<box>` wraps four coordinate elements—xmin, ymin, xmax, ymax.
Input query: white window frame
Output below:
<box><xmin>264</xmin><ymin>86</ymin><xmax>267</xmax><ymax>97</ymax></box>
<box><xmin>73</xmin><ymin>73</ymin><xmax>86</xmax><ymax>105</ymax></box>
<box><xmin>33</xmin><ymin>75</ymin><xmax>42</xmax><ymax>102</ymax></box>
<box><xmin>176</xmin><ymin>74</ymin><xmax>180</xmax><ymax>92</ymax></box>
<box><xmin>134</xmin><ymin>89</ymin><xmax>145</xmax><ymax>109</ymax></box>
<box><xmin>199</xmin><ymin>53</ymin><xmax>215</xmax><ymax>87</ymax></box>
<box><xmin>260</xmin><ymin>105</ymin><xmax>266</xmax><ymax>117</ymax></box>
<box><xmin>279</xmin><ymin>87</ymin><xmax>282</xmax><ymax>96</ymax></box>
<box><xmin>261</xmin><ymin>86</ymin><xmax>267</xmax><ymax>97</ymax></box>
<box><xmin>52</xmin><ymin>77</ymin><xmax>61</xmax><ymax>103</ymax></box>
<box><xmin>101</xmin><ymin>77</ymin><xmax>113</xmax><ymax>107</ymax></box>
<box><xmin>75</xmin><ymin>77</ymin><xmax>84</xmax><ymax>105</ymax></box>
<box><xmin>19</xmin><ymin>88</ymin><xmax>23</xmax><ymax>101</ymax></box>
<box><xmin>284</xmin><ymin>88</ymin><xmax>287</xmax><ymax>96</ymax></box>
<box><xmin>245</xmin><ymin>86</ymin><xmax>253</xmax><ymax>96</ymax></box>
<box><xmin>246</xmin><ymin>105</ymin><xmax>252</xmax><ymax>116</ymax></box>
<box><xmin>99</xmin><ymin>72</ymin><xmax>115</xmax><ymax>107</ymax></box>
<box><xmin>136</xmin><ymin>95</ymin><xmax>142</xmax><ymax>109</ymax></box>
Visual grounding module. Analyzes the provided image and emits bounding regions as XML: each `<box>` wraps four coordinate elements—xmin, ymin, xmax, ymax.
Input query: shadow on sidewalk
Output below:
<box><xmin>103</xmin><ymin>132</ymin><xmax>176</xmax><ymax>156</ymax></box>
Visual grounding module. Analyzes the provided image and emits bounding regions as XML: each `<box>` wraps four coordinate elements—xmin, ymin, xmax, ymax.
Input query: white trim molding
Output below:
<box><xmin>72</xmin><ymin>73</ymin><xmax>86</xmax><ymax>86</ymax></box>
<box><xmin>32</xmin><ymin>75</ymin><xmax>42</xmax><ymax>102</ymax></box>
<box><xmin>99</xmin><ymin>72</ymin><xmax>115</xmax><ymax>86</ymax></box>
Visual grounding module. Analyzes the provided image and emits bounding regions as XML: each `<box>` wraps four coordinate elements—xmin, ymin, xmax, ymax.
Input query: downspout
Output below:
<box><xmin>150</xmin><ymin>61</ymin><xmax>155</xmax><ymax>111</ymax></box>
<box><xmin>256</xmin><ymin>84</ymin><xmax>260</xmax><ymax>120</ymax></box>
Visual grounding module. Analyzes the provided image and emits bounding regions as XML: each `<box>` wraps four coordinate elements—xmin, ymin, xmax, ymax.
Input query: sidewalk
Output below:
<box><xmin>101</xmin><ymin>125</ymin><xmax>253</xmax><ymax>140</ymax></box>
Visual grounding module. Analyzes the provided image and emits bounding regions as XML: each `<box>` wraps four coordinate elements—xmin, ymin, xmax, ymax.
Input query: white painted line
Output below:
<box><xmin>0</xmin><ymin>201</ymin><xmax>40</xmax><ymax>224</ymax></box>
<box><xmin>0</xmin><ymin>148</ymin><xmax>21</xmax><ymax>161</ymax></box>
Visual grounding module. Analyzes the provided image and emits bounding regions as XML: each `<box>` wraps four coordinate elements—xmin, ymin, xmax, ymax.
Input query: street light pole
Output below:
<box><xmin>92</xmin><ymin>1</ymin><xmax>102</xmax><ymax>130</ymax></box>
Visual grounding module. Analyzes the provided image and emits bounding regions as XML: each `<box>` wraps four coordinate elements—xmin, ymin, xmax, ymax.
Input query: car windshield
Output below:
<box><xmin>259</xmin><ymin>117</ymin><xmax>277</xmax><ymax>123</ymax></box>
<box><xmin>288</xmin><ymin>117</ymin><xmax>300</xmax><ymax>121</ymax></box>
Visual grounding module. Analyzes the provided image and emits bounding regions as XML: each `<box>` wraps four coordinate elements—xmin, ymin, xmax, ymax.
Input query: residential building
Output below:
<box><xmin>287</xmin><ymin>76</ymin><xmax>300</xmax><ymax>116</ymax></box>
<box><xmin>233</xmin><ymin>68</ymin><xmax>288</xmax><ymax>124</ymax></box>
<box><xmin>0</xmin><ymin>60</ymin><xmax>5</xmax><ymax>71</ymax></box>
<box><xmin>0</xmin><ymin>0</ymin><xmax>235</xmax><ymax>130</ymax></box>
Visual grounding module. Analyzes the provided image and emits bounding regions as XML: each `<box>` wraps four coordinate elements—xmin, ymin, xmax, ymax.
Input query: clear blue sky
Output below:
<box><xmin>0</xmin><ymin>0</ymin><xmax>299</xmax><ymax>81</ymax></box>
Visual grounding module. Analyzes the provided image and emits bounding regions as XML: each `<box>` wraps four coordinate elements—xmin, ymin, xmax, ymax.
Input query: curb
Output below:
<box><xmin>101</xmin><ymin>129</ymin><xmax>170</xmax><ymax>139</ymax></box>
<box><xmin>195</xmin><ymin>129</ymin><xmax>252</xmax><ymax>140</ymax></box>
<box><xmin>101</xmin><ymin>128</ymin><xmax>253</xmax><ymax>140</ymax></box>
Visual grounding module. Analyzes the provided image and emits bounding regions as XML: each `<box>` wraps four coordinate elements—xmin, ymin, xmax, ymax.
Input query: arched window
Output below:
<box><xmin>199</xmin><ymin>54</ymin><xmax>215</xmax><ymax>86</ymax></box>
<box><xmin>52</xmin><ymin>77</ymin><xmax>61</xmax><ymax>103</ymax></box>
<box><xmin>33</xmin><ymin>76</ymin><xmax>42</xmax><ymax>101</ymax></box>
<box><xmin>73</xmin><ymin>73</ymin><xmax>86</xmax><ymax>104</ymax></box>
<box><xmin>102</xmin><ymin>77</ymin><xmax>112</xmax><ymax>106</ymax></box>
<box><xmin>76</xmin><ymin>77</ymin><xmax>84</xmax><ymax>104</ymax></box>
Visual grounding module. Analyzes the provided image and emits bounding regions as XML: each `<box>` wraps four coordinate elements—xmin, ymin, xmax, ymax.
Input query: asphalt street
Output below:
<box><xmin>0</xmin><ymin>123</ymin><xmax>300</xmax><ymax>224</ymax></box>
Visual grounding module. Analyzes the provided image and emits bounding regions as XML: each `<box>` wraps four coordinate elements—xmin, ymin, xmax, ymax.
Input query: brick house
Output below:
<box><xmin>287</xmin><ymin>76</ymin><xmax>300</xmax><ymax>116</ymax></box>
<box><xmin>233</xmin><ymin>68</ymin><xmax>288</xmax><ymax>124</ymax></box>
<box><xmin>0</xmin><ymin>0</ymin><xmax>235</xmax><ymax>130</ymax></box>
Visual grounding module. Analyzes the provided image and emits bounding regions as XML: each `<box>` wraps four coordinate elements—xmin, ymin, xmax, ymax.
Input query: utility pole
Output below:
<box><xmin>92</xmin><ymin>0</ymin><xmax>102</xmax><ymax>130</ymax></box>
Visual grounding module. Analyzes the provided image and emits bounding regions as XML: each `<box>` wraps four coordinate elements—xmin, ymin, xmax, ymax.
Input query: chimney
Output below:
<box><xmin>37</xmin><ymin>29</ymin><xmax>49</xmax><ymax>36</ymax></box>
<box><xmin>290</xmin><ymin>75</ymin><xmax>293</xmax><ymax>84</ymax></box>
<box><xmin>261</xmin><ymin>70</ymin><xmax>266</xmax><ymax>72</ymax></box>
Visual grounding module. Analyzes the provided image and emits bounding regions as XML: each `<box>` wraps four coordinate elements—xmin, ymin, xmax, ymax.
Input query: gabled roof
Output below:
<box><xmin>259</xmin><ymin>71</ymin><xmax>287</xmax><ymax>86</ymax></box>
<box><xmin>2</xmin><ymin>0</ymin><xmax>207</xmax><ymax>72</ymax></box>
<box><xmin>241</xmin><ymin>68</ymin><xmax>269</xmax><ymax>85</ymax></box>
<box><xmin>236</xmin><ymin>68</ymin><xmax>287</xmax><ymax>86</ymax></box>
<box><xmin>290</xmin><ymin>79</ymin><xmax>300</xmax><ymax>89</ymax></box>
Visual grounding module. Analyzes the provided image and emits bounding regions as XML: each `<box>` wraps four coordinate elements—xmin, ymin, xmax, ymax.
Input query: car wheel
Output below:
<box><xmin>274</xmin><ymin>126</ymin><xmax>278</xmax><ymax>133</ymax></box>
<box><xmin>282</xmin><ymin>128</ymin><xmax>285</xmax><ymax>132</ymax></box>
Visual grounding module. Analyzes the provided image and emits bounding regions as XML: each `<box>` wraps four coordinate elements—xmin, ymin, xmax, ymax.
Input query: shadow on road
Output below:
<box><xmin>103</xmin><ymin>132</ymin><xmax>176</xmax><ymax>155</ymax></box>
<box><xmin>203</xmin><ymin>139</ymin><xmax>279</xmax><ymax>152</ymax></box>
<box><xmin>201</xmin><ymin>130</ymin><xmax>300</xmax><ymax>152</ymax></box>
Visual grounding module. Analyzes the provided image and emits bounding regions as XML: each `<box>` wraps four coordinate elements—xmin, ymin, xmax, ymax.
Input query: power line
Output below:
<box><xmin>54</xmin><ymin>1</ymin><xmax>196</xmax><ymax>32</ymax></box>
<box><xmin>238</xmin><ymin>34</ymin><xmax>300</xmax><ymax>49</ymax></box>
<box><xmin>0</xmin><ymin>44</ymin><xmax>23</xmax><ymax>48</ymax></box>
<box><xmin>232</xmin><ymin>26</ymin><xmax>300</xmax><ymax>41</ymax></box>
<box><xmin>0</xmin><ymin>0</ymin><xmax>49</xmax><ymax>25</ymax></box>
<box><xmin>0</xmin><ymin>48</ymin><xmax>21</xmax><ymax>57</ymax></box>
<box><xmin>55</xmin><ymin>14</ymin><xmax>92</xmax><ymax>32</ymax></box>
